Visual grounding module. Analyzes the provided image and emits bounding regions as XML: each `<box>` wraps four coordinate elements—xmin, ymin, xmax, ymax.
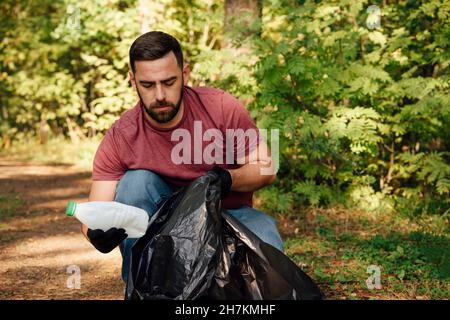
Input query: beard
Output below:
<box><xmin>137</xmin><ymin>83</ymin><xmax>184</xmax><ymax>124</ymax></box>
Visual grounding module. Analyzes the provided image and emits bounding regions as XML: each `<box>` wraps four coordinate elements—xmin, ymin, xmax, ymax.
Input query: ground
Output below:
<box><xmin>0</xmin><ymin>156</ymin><xmax>448</xmax><ymax>300</ymax></box>
<box><xmin>0</xmin><ymin>158</ymin><xmax>124</xmax><ymax>299</ymax></box>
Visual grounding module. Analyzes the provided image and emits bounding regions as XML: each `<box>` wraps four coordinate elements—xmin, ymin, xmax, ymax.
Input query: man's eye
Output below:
<box><xmin>142</xmin><ymin>84</ymin><xmax>154</xmax><ymax>88</ymax></box>
<box><xmin>164</xmin><ymin>81</ymin><xmax>175</xmax><ymax>86</ymax></box>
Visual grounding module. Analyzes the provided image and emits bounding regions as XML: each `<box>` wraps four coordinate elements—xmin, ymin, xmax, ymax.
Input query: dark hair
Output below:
<box><xmin>129</xmin><ymin>31</ymin><xmax>183</xmax><ymax>73</ymax></box>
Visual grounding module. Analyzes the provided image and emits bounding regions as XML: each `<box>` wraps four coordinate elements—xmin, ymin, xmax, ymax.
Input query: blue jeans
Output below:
<box><xmin>115</xmin><ymin>169</ymin><xmax>284</xmax><ymax>283</ymax></box>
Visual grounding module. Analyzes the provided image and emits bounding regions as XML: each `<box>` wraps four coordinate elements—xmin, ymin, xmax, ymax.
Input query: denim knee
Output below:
<box><xmin>251</xmin><ymin>212</ymin><xmax>284</xmax><ymax>252</ymax></box>
<box><xmin>114</xmin><ymin>169</ymin><xmax>173</xmax><ymax>284</ymax></box>
<box><xmin>115</xmin><ymin>169</ymin><xmax>172</xmax><ymax>215</ymax></box>
<box><xmin>227</xmin><ymin>207</ymin><xmax>284</xmax><ymax>252</ymax></box>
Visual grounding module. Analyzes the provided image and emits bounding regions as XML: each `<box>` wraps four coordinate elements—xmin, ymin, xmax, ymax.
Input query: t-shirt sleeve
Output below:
<box><xmin>92</xmin><ymin>128</ymin><xmax>128</xmax><ymax>181</ymax></box>
<box><xmin>222</xmin><ymin>91</ymin><xmax>260</xmax><ymax>164</ymax></box>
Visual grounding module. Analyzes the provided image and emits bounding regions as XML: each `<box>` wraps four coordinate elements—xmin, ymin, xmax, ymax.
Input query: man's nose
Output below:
<box><xmin>155</xmin><ymin>83</ymin><xmax>166</xmax><ymax>101</ymax></box>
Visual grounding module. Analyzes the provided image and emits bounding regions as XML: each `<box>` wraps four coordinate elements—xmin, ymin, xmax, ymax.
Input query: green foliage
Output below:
<box><xmin>256</xmin><ymin>186</ymin><xmax>294</xmax><ymax>215</ymax></box>
<box><xmin>348</xmin><ymin>232</ymin><xmax>450</xmax><ymax>281</ymax></box>
<box><xmin>0</xmin><ymin>0</ymin><xmax>139</xmax><ymax>141</ymax></box>
<box><xmin>1</xmin><ymin>0</ymin><xmax>449</xmax><ymax>217</ymax></box>
<box><xmin>0</xmin><ymin>194</ymin><xmax>23</xmax><ymax>221</ymax></box>
<box><xmin>284</xmin><ymin>208</ymin><xmax>449</xmax><ymax>298</ymax></box>
<box><xmin>252</xmin><ymin>0</ymin><xmax>450</xmax><ymax>214</ymax></box>
<box><xmin>0</xmin><ymin>0</ymin><xmax>229</xmax><ymax>142</ymax></box>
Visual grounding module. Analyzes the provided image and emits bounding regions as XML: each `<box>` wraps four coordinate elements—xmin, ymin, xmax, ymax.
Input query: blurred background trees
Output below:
<box><xmin>0</xmin><ymin>0</ymin><xmax>448</xmax><ymax>216</ymax></box>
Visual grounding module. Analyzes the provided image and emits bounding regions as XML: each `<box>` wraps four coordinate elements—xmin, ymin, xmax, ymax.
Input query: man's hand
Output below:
<box><xmin>208</xmin><ymin>166</ymin><xmax>233</xmax><ymax>198</ymax></box>
<box><xmin>87</xmin><ymin>227</ymin><xmax>128</xmax><ymax>254</ymax></box>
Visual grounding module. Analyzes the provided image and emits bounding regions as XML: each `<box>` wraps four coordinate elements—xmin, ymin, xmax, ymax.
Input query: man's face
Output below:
<box><xmin>130</xmin><ymin>51</ymin><xmax>189</xmax><ymax>124</ymax></box>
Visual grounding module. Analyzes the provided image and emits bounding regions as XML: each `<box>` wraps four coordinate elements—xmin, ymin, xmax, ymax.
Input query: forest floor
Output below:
<box><xmin>0</xmin><ymin>157</ymin><xmax>124</xmax><ymax>299</ymax></box>
<box><xmin>0</xmin><ymin>156</ymin><xmax>448</xmax><ymax>300</ymax></box>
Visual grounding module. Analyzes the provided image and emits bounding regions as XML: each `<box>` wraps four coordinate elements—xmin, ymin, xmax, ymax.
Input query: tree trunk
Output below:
<box><xmin>38</xmin><ymin>118</ymin><xmax>50</xmax><ymax>145</ymax></box>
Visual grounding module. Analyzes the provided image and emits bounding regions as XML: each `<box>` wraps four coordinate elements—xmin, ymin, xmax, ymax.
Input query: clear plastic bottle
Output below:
<box><xmin>66</xmin><ymin>200</ymin><xmax>149</xmax><ymax>238</ymax></box>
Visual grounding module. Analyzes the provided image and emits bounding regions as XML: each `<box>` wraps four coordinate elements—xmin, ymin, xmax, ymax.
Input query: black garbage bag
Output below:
<box><xmin>125</xmin><ymin>172</ymin><xmax>325</xmax><ymax>300</ymax></box>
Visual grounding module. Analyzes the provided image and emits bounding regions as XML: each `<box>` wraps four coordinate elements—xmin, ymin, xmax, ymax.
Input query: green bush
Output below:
<box><xmin>1</xmin><ymin>0</ymin><xmax>448</xmax><ymax>216</ymax></box>
<box><xmin>251</xmin><ymin>0</ymin><xmax>449</xmax><ymax>214</ymax></box>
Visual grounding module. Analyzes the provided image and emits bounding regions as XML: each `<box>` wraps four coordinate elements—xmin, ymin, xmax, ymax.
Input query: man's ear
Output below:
<box><xmin>182</xmin><ymin>63</ymin><xmax>190</xmax><ymax>86</ymax></box>
<box><xmin>129</xmin><ymin>70</ymin><xmax>136</xmax><ymax>89</ymax></box>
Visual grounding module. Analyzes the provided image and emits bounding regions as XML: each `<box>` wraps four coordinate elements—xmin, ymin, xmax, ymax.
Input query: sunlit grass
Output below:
<box><xmin>276</xmin><ymin>206</ymin><xmax>450</xmax><ymax>299</ymax></box>
<box><xmin>0</xmin><ymin>193</ymin><xmax>24</xmax><ymax>228</ymax></box>
<box><xmin>0</xmin><ymin>136</ymin><xmax>100</xmax><ymax>170</ymax></box>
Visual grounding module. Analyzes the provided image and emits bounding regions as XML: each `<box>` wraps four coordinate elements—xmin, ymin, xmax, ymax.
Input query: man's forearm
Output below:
<box><xmin>228</xmin><ymin>162</ymin><xmax>276</xmax><ymax>192</ymax></box>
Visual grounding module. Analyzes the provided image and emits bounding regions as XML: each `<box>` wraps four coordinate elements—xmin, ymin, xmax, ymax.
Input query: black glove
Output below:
<box><xmin>87</xmin><ymin>227</ymin><xmax>128</xmax><ymax>254</ymax></box>
<box><xmin>208</xmin><ymin>166</ymin><xmax>233</xmax><ymax>198</ymax></box>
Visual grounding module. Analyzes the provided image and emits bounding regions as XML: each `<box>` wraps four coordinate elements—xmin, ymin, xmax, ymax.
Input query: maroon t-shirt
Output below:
<box><xmin>92</xmin><ymin>86</ymin><xmax>260</xmax><ymax>209</ymax></box>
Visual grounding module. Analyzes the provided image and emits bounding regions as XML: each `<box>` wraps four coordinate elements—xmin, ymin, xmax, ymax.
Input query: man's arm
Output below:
<box><xmin>228</xmin><ymin>138</ymin><xmax>276</xmax><ymax>192</ymax></box>
<box><xmin>81</xmin><ymin>180</ymin><xmax>118</xmax><ymax>239</ymax></box>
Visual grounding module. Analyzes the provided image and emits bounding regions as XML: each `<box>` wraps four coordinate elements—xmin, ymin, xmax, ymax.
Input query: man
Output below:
<box><xmin>82</xmin><ymin>31</ymin><xmax>283</xmax><ymax>283</ymax></box>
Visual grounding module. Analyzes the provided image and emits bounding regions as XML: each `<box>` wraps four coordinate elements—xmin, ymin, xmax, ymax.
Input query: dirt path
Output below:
<box><xmin>0</xmin><ymin>158</ymin><xmax>124</xmax><ymax>299</ymax></box>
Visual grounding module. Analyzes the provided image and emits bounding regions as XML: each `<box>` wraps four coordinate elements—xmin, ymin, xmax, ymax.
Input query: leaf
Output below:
<box><xmin>368</xmin><ymin>31</ymin><xmax>387</xmax><ymax>47</ymax></box>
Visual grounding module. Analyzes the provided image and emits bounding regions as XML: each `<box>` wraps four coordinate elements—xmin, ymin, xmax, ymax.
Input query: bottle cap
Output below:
<box><xmin>66</xmin><ymin>201</ymin><xmax>77</xmax><ymax>217</ymax></box>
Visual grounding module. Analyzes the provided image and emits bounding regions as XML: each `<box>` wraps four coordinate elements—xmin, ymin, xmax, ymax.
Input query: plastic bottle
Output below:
<box><xmin>66</xmin><ymin>200</ymin><xmax>149</xmax><ymax>238</ymax></box>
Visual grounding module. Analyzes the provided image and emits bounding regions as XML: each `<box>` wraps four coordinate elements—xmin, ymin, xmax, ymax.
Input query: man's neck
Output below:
<box><xmin>144</xmin><ymin>101</ymin><xmax>185</xmax><ymax>130</ymax></box>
